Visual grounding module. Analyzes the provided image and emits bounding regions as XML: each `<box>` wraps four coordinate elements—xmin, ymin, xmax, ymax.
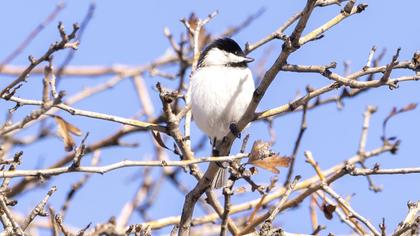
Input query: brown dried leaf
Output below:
<box><xmin>385</xmin><ymin>103</ymin><xmax>417</xmax><ymax>121</ymax></box>
<box><xmin>187</xmin><ymin>13</ymin><xmax>199</xmax><ymax>34</ymax></box>
<box><xmin>66</xmin><ymin>123</ymin><xmax>82</xmax><ymax>136</ymax></box>
<box><xmin>322</xmin><ymin>203</ymin><xmax>336</xmax><ymax>220</ymax></box>
<box><xmin>187</xmin><ymin>13</ymin><xmax>198</xmax><ymax>30</ymax></box>
<box><xmin>248</xmin><ymin>140</ymin><xmax>290</xmax><ymax>174</ymax></box>
<box><xmin>235</xmin><ymin>186</ymin><xmax>247</xmax><ymax>194</ymax></box>
<box><xmin>250</xmin><ymin>155</ymin><xmax>290</xmax><ymax>174</ymax></box>
<box><xmin>402</xmin><ymin>103</ymin><xmax>417</xmax><ymax>112</ymax></box>
<box><xmin>187</xmin><ymin>13</ymin><xmax>211</xmax><ymax>51</ymax></box>
<box><xmin>53</xmin><ymin>116</ymin><xmax>81</xmax><ymax>152</ymax></box>
<box><xmin>249</xmin><ymin>140</ymin><xmax>271</xmax><ymax>162</ymax></box>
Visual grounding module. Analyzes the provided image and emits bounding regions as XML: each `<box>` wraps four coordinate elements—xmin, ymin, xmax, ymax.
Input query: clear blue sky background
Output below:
<box><xmin>1</xmin><ymin>1</ymin><xmax>419</xmax><ymax>235</ymax></box>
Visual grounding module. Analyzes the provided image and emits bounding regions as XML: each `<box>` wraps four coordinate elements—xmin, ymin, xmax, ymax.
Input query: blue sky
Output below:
<box><xmin>1</xmin><ymin>0</ymin><xmax>419</xmax><ymax>235</ymax></box>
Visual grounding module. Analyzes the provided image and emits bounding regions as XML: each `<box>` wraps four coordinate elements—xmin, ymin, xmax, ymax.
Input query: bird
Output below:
<box><xmin>191</xmin><ymin>38</ymin><xmax>255</xmax><ymax>188</ymax></box>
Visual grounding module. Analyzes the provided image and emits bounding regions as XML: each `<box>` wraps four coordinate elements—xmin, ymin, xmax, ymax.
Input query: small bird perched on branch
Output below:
<box><xmin>191</xmin><ymin>38</ymin><xmax>255</xmax><ymax>188</ymax></box>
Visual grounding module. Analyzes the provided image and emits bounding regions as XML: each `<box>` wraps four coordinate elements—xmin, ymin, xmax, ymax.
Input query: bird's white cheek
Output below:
<box><xmin>203</xmin><ymin>48</ymin><xmax>229</xmax><ymax>66</ymax></box>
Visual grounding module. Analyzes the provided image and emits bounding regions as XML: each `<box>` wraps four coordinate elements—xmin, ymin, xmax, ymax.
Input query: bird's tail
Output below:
<box><xmin>212</xmin><ymin>138</ymin><xmax>227</xmax><ymax>189</ymax></box>
<box><xmin>213</xmin><ymin>167</ymin><xmax>227</xmax><ymax>189</ymax></box>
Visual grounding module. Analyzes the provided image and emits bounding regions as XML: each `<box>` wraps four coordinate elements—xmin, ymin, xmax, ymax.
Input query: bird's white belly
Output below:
<box><xmin>191</xmin><ymin>66</ymin><xmax>255</xmax><ymax>140</ymax></box>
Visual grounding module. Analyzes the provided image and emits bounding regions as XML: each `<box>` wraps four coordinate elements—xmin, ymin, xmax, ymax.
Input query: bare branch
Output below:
<box><xmin>22</xmin><ymin>186</ymin><xmax>57</xmax><ymax>231</ymax></box>
<box><xmin>298</xmin><ymin>2</ymin><xmax>368</xmax><ymax>45</ymax></box>
<box><xmin>0</xmin><ymin>195</ymin><xmax>24</xmax><ymax>235</ymax></box>
<box><xmin>0</xmin><ymin>2</ymin><xmax>65</xmax><ymax>71</ymax></box>
<box><xmin>393</xmin><ymin>201</ymin><xmax>420</xmax><ymax>236</ymax></box>
<box><xmin>320</xmin><ymin>183</ymin><xmax>381</xmax><ymax>236</ymax></box>
<box><xmin>348</xmin><ymin>166</ymin><xmax>420</xmax><ymax>176</ymax></box>
<box><xmin>0</xmin><ymin>153</ymin><xmax>247</xmax><ymax>178</ymax></box>
<box><xmin>56</xmin><ymin>2</ymin><xmax>96</xmax><ymax>83</ymax></box>
<box><xmin>284</xmin><ymin>102</ymin><xmax>308</xmax><ymax>186</ymax></box>
<box><xmin>147</xmin><ymin>143</ymin><xmax>396</xmax><ymax>230</ymax></box>
<box><xmin>364</xmin><ymin>46</ymin><xmax>377</xmax><ymax>71</ymax></box>
<box><xmin>1</xmin><ymin>92</ymin><xmax>65</xmax><ymax>136</ymax></box>
<box><xmin>2</xmin><ymin>95</ymin><xmax>167</xmax><ymax>134</ymax></box>
<box><xmin>1</xmin><ymin>22</ymin><xmax>80</xmax><ymax>97</ymax></box>
<box><xmin>0</xmin><ymin>2</ymin><xmax>418</xmax><ymax>235</ymax></box>
<box><xmin>381</xmin><ymin>47</ymin><xmax>401</xmax><ymax>83</ymax></box>
<box><xmin>240</xmin><ymin>176</ymin><xmax>300</xmax><ymax>235</ymax></box>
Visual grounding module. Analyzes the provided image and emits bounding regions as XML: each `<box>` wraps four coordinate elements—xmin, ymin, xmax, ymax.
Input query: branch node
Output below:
<box><xmin>28</xmin><ymin>55</ymin><xmax>36</xmax><ymax>64</ymax></box>
<box><xmin>356</xmin><ymin>4</ymin><xmax>368</xmax><ymax>13</ymax></box>
<box><xmin>343</xmin><ymin>0</ymin><xmax>356</xmax><ymax>14</ymax></box>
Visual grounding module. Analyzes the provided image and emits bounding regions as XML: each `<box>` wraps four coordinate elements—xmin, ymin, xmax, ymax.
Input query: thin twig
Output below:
<box><xmin>2</xmin><ymin>95</ymin><xmax>167</xmax><ymax>134</ymax></box>
<box><xmin>321</xmin><ymin>183</ymin><xmax>381</xmax><ymax>236</ymax></box>
<box><xmin>284</xmin><ymin>102</ymin><xmax>308</xmax><ymax>186</ymax></box>
<box><xmin>1</xmin><ymin>22</ymin><xmax>80</xmax><ymax>97</ymax></box>
<box><xmin>393</xmin><ymin>201</ymin><xmax>420</xmax><ymax>236</ymax></box>
<box><xmin>314</xmin><ymin>191</ymin><xmax>364</xmax><ymax>234</ymax></box>
<box><xmin>257</xmin><ymin>61</ymin><xmax>418</xmax><ymax>120</ymax></box>
<box><xmin>56</xmin><ymin>2</ymin><xmax>96</xmax><ymax>83</ymax></box>
<box><xmin>363</xmin><ymin>46</ymin><xmax>377</xmax><ymax>71</ymax></box>
<box><xmin>220</xmin><ymin>178</ymin><xmax>235</xmax><ymax>236</ymax></box>
<box><xmin>0</xmin><ymin>2</ymin><xmax>65</xmax><ymax>71</ymax></box>
<box><xmin>348</xmin><ymin>166</ymin><xmax>420</xmax><ymax>176</ymax></box>
<box><xmin>55</xmin><ymin>214</ymin><xmax>72</xmax><ymax>236</ymax></box>
<box><xmin>145</xmin><ymin>143</ymin><xmax>396</xmax><ymax>230</ymax></box>
<box><xmin>22</xmin><ymin>186</ymin><xmax>57</xmax><ymax>231</ymax></box>
<box><xmin>298</xmin><ymin>2</ymin><xmax>368</xmax><ymax>45</ymax></box>
<box><xmin>357</xmin><ymin>105</ymin><xmax>377</xmax><ymax>156</ymax></box>
<box><xmin>61</xmin><ymin>151</ymin><xmax>100</xmax><ymax>218</ymax></box>
<box><xmin>239</xmin><ymin>176</ymin><xmax>301</xmax><ymax>235</ymax></box>
<box><xmin>381</xmin><ymin>48</ymin><xmax>401</xmax><ymax>83</ymax></box>
<box><xmin>0</xmin><ymin>153</ymin><xmax>248</xmax><ymax>178</ymax></box>
<box><xmin>0</xmin><ymin>195</ymin><xmax>24</xmax><ymax>235</ymax></box>
<box><xmin>1</xmin><ymin>92</ymin><xmax>64</xmax><ymax>135</ymax></box>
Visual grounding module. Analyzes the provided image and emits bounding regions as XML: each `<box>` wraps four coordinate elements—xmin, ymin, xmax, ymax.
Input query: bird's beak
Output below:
<box><xmin>243</xmin><ymin>57</ymin><xmax>254</xmax><ymax>63</ymax></box>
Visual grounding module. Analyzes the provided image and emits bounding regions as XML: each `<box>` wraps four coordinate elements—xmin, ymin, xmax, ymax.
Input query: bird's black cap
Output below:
<box><xmin>208</xmin><ymin>38</ymin><xmax>246</xmax><ymax>57</ymax></box>
<box><xmin>198</xmin><ymin>38</ymin><xmax>250</xmax><ymax>68</ymax></box>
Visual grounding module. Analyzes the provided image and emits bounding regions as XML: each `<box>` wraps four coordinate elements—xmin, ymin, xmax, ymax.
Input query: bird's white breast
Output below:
<box><xmin>191</xmin><ymin>66</ymin><xmax>255</xmax><ymax>140</ymax></box>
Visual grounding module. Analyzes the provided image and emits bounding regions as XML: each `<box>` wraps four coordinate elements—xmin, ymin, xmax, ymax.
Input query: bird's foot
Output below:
<box><xmin>229</xmin><ymin>123</ymin><xmax>241</xmax><ymax>139</ymax></box>
<box><xmin>212</xmin><ymin>148</ymin><xmax>220</xmax><ymax>156</ymax></box>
